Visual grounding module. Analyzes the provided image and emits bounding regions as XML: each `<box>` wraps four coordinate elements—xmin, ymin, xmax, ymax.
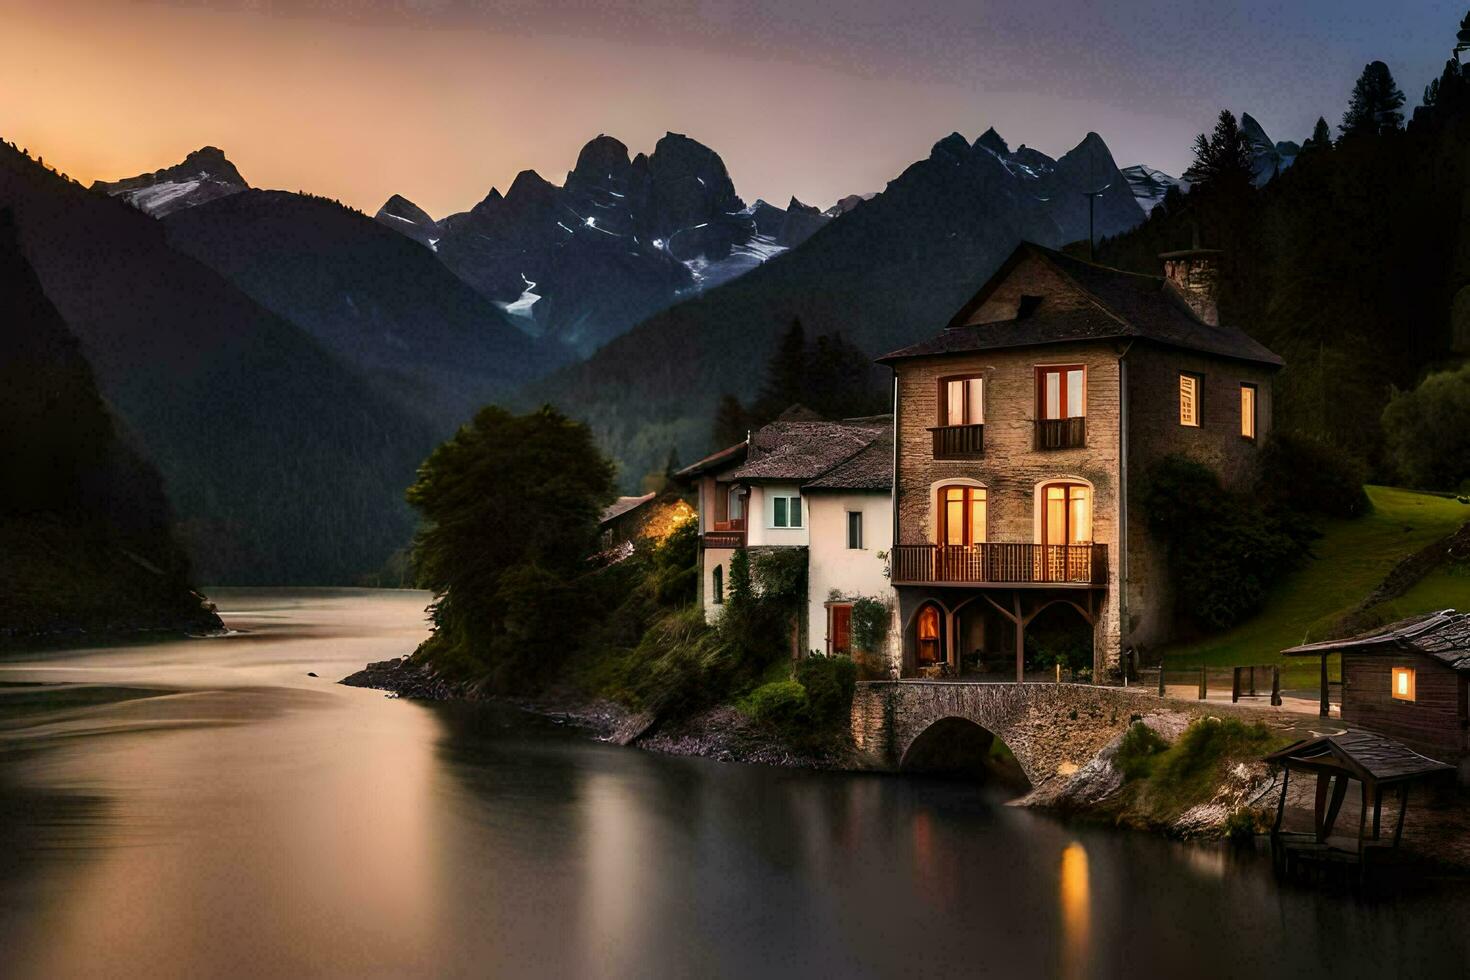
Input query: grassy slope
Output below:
<box><xmin>1163</xmin><ymin>486</ymin><xmax>1470</xmax><ymax>684</ymax></box>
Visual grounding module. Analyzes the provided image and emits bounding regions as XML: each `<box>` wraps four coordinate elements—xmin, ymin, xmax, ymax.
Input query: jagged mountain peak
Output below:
<box><xmin>574</xmin><ymin>134</ymin><xmax>631</xmax><ymax>177</ymax></box>
<box><xmin>92</xmin><ymin>145</ymin><xmax>249</xmax><ymax>218</ymax></box>
<box><xmin>374</xmin><ymin>194</ymin><xmax>438</xmax><ymax>246</ymax></box>
<box><xmin>931</xmin><ymin>132</ymin><xmax>972</xmax><ymax>161</ymax></box>
<box><xmin>975</xmin><ymin>127</ymin><xmax>1010</xmax><ymax>157</ymax></box>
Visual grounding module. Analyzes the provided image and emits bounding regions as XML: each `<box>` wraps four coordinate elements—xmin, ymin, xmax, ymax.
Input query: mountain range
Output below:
<box><xmin>524</xmin><ymin>127</ymin><xmax>1146</xmax><ymax>485</ymax></box>
<box><xmin>370</xmin><ymin>133</ymin><xmax>833</xmax><ymax>356</ymax></box>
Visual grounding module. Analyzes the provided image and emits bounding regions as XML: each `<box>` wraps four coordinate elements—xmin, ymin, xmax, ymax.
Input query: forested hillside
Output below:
<box><xmin>0</xmin><ymin>213</ymin><xmax>220</xmax><ymax>638</ymax></box>
<box><xmin>0</xmin><ymin>140</ymin><xmax>430</xmax><ymax>585</ymax></box>
<box><xmin>1096</xmin><ymin>57</ymin><xmax>1470</xmax><ymax>476</ymax></box>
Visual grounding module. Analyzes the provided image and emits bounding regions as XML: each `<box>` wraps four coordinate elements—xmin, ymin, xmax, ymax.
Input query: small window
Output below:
<box><xmin>1037</xmin><ymin>366</ymin><xmax>1085</xmax><ymax>420</ymax></box>
<box><xmin>1179</xmin><ymin>373</ymin><xmax>1202</xmax><ymax>427</ymax></box>
<box><xmin>846</xmin><ymin>511</ymin><xmax>864</xmax><ymax>549</ymax></box>
<box><xmin>1240</xmin><ymin>383</ymin><xmax>1257</xmax><ymax>440</ymax></box>
<box><xmin>941</xmin><ymin>376</ymin><xmax>984</xmax><ymax>426</ymax></box>
<box><xmin>1392</xmin><ymin>667</ymin><xmax>1416</xmax><ymax>702</ymax></box>
<box><xmin>829</xmin><ymin>603</ymin><xmax>853</xmax><ymax>655</ymax></box>
<box><xmin>712</xmin><ymin>565</ymin><xmax>724</xmax><ymax>605</ymax></box>
<box><xmin>772</xmin><ymin>494</ymin><xmax>802</xmax><ymax>528</ymax></box>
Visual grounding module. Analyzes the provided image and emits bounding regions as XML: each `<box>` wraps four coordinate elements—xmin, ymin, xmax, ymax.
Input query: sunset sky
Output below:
<box><xmin>1</xmin><ymin>1</ymin><xmax>1460</xmax><ymax>217</ymax></box>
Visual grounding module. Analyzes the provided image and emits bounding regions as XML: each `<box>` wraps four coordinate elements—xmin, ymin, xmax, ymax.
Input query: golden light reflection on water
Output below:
<box><xmin>1059</xmin><ymin>841</ymin><xmax>1091</xmax><ymax>980</ymax></box>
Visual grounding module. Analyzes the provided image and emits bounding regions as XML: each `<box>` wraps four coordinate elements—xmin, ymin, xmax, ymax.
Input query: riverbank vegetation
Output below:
<box><xmin>405</xmin><ymin>405</ymin><xmax>858</xmax><ymax>751</ymax></box>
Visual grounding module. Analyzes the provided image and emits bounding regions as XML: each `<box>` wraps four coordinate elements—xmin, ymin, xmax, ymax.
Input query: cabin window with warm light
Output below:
<box><xmin>1240</xmin><ymin>383</ymin><xmax>1257</xmax><ymax>439</ymax></box>
<box><xmin>1179</xmin><ymin>373</ymin><xmax>1202</xmax><ymax>427</ymax></box>
<box><xmin>1392</xmin><ymin>667</ymin><xmax>1416</xmax><ymax>701</ymax></box>
<box><xmin>939</xmin><ymin>486</ymin><xmax>986</xmax><ymax>546</ymax></box>
<box><xmin>941</xmin><ymin>376</ymin><xmax>984</xmax><ymax>425</ymax></box>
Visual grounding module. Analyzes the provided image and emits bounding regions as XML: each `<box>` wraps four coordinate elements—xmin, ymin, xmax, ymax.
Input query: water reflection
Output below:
<box><xmin>0</xmin><ymin>590</ymin><xmax>1468</xmax><ymax>979</ymax></box>
<box><xmin>1059</xmin><ymin>842</ymin><xmax>1091</xmax><ymax>980</ymax></box>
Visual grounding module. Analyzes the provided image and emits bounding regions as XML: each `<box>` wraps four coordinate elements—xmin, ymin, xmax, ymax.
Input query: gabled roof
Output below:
<box><xmin>803</xmin><ymin>431</ymin><xmax>893</xmax><ymax>491</ymax></box>
<box><xmin>600</xmin><ymin>493</ymin><xmax>655</xmax><ymax>525</ymax></box>
<box><xmin>1265</xmin><ymin>730</ymin><xmax>1454</xmax><ymax>785</ymax></box>
<box><xmin>1282</xmin><ymin>609</ymin><xmax>1470</xmax><ymax>671</ymax></box>
<box><xmin>878</xmin><ymin>242</ymin><xmax>1283</xmax><ymax>368</ymax></box>
<box><xmin>673</xmin><ymin>440</ymin><xmax>748</xmax><ymax>480</ymax></box>
<box><xmin>730</xmin><ymin>417</ymin><xmax>889</xmax><ymax>484</ymax></box>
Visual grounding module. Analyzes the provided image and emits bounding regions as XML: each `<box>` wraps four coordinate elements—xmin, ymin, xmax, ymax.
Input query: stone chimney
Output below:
<box><xmin>1160</xmin><ymin>248</ymin><xmax>1223</xmax><ymax>326</ymax></box>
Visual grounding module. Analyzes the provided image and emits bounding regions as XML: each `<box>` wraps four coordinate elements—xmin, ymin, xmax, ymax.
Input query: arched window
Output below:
<box><xmin>916</xmin><ymin>605</ymin><xmax>942</xmax><ymax>666</ymax></box>
<box><xmin>712</xmin><ymin>564</ymin><xmax>724</xmax><ymax>605</ymax></box>
<box><xmin>938</xmin><ymin>485</ymin><xmax>987</xmax><ymax>546</ymax></box>
<box><xmin>1041</xmin><ymin>483</ymin><xmax>1092</xmax><ymax>545</ymax></box>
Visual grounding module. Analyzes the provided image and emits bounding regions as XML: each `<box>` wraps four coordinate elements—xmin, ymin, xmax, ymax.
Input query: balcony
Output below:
<box><xmin>1035</xmin><ymin>417</ymin><xmax>1086</xmax><ymax>450</ymax></box>
<box><xmin>704</xmin><ymin>518</ymin><xmax>745</xmax><ymax>549</ymax></box>
<box><xmin>890</xmin><ymin>543</ymin><xmax>1107</xmax><ymax>587</ymax></box>
<box><xmin>930</xmin><ymin>423</ymin><xmax>985</xmax><ymax>459</ymax></box>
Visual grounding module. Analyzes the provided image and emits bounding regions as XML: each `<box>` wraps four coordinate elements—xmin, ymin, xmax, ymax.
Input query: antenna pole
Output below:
<box><xmin>1082</xmin><ymin>188</ymin><xmax>1106</xmax><ymax>261</ymax></box>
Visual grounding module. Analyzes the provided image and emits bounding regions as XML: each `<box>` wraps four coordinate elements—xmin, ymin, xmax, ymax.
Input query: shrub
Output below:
<box><xmin>794</xmin><ymin>654</ymin><xmax>858</xmax><ymax>729</ymax></box>
<box><xmin>650</xmin><ymin>520</ymin><xmax>699</xmax><ymax>606</ymax></box>
<box><xmin>1257</xmin><ymin>430</ymin><xmax>1371</xmax><ymax>518</ymax></box>
<box><xmin>1382</xmin><ymin>363</ymin><xmax>1470</xmax><ymax>490</ymax></box>
<box><xmin>1115</xmin><ymin>722</ymin><xmax>1168</xmax><ymax>781</ymax></box>
<box><xmin>1141</xmin><ymin>455</ymin><xmax>1317</xmax><ymax>629</ymax></box>
<box><xmin>744</xmin><ymin>680</ymin><xmax>809</xmax><ymax>729</ymax></box>
<box><xmin>1150</xmin><ymin>717</ymin><xmax>1277</xmax><ymax>803</ymax></box>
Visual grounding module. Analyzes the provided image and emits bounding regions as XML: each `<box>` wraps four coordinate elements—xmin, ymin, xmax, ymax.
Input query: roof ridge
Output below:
<box><xmin>1028</xmin><ymin>245</ymin><xmax>1134</xmax><ymax>332</ymax></box>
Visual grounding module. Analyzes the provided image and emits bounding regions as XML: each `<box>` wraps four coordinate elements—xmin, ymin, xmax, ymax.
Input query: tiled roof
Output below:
<box><xmin>673</xmin><ymin>440</ymin><xmax>748</xmax><ymax>480</ymax></box>
<box><xmin>803</xmin><ymin>431</ymin><xmax>893</xmax><ymax>491</ymax></box>
<box><xmin>878</xmin><ymin>242</ymin><xmax>1284</xmax><ymax>368</ymax></box>
<box><xmin>730</xmin><ymin>418</ymin><xmax>889</xmax><ymax>483</ymax></box>
<box><xmin>1282</xmin><ymin>609</ymin><xmax>1470</xmax><ymax>671</ymax></box>
<box><xmin>1265</xmin><ymin>730</ymin><xmax>1455</xmax><ymax>784</ymax></box>
<box><xmin>600</xmin><ymin>493</ymin><xmax>655</xmax><ymax>525</ymax></box>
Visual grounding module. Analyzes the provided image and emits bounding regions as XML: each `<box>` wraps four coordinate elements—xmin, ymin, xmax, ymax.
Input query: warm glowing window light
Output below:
<box><xmin>1240</xmin><ymin>384</ymin><xmax>1257</xmax><ymax>439</ymax></box>
<box><xmin>1392</xmin><ymin>667</ymin><xmax>1416</xmax><ymax>701</ymax></box>
<box><xmin>1179</xmin><ymin>373</ymin><xmax>1200</xmax><ymax>427</ymax></box>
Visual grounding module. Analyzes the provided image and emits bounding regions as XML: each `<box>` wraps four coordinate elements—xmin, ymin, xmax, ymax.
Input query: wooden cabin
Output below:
<box><xmin>1284</xmin><ymin>610</ymin><xmax>1470</xmax><ymax>783</ymax></box>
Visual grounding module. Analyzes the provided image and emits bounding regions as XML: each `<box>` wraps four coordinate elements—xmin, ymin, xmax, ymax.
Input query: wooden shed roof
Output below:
<box><xmin>1265</xmin><ymin>730</ymin><xmax>1454</xmax><ymax>785</ymax></box>
<box><xmin>1281</xmin><ymin>609</ymin><xmax>1470</xmax><ymax>671</ymax></box>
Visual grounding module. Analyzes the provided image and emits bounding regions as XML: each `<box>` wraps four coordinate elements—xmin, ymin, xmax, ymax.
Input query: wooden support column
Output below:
<box><xmin>1013</xmin><ymin>591</ymin><xmax>1025</xmax><ymax>683</ymax></box>
<box><xmin>1271</xmin><ymin>667</ymin><xmax>1282</xmax><ymax>707</ymax></box>
<box><xmin>1319</xmin><ymin>653</ymin><xmax>1330</xmax><ymax>718</ymax></box>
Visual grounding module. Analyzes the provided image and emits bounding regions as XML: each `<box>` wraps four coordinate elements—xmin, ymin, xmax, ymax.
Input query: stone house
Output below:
<box><xmin>676</xmin><ymin>414</ymin><xmax>900</xmax><ymax>670</ymax></box>
<box><xmin>877</xmin><ymin>242</ymin><xmax>1283</xmax><ymax>681</ymax></box>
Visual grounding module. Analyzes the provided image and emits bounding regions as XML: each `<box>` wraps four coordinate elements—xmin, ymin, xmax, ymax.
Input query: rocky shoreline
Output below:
<box><xmin>339</xmin><ymin>657</ymin><xmax>850</xmax><ymax>769</ymax></box>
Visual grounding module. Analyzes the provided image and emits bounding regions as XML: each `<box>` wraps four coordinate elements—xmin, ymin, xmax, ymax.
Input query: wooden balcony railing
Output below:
<box><xmin>703</xmin><ymin>530</ymin><xmax>746</xmax><ymax>549</ymax></box>
<box><xmin>713</xmin><ymin>518</ymin><xmax>745</xmax><ymax>532</ymax></box>
<box><xmin>1035</xmin><ymin>417</ymin><xmax>1086</xmax><ymax>450</ymax></box>
<box><xmin>929</xmin><ymin>423</ymin><xmax>985</xmax><ymax>459</ymax></box>
<box><xmin>890</xmin><ymin>543</ymin><xmax>1107</xmax><ymax>586</ymax></box>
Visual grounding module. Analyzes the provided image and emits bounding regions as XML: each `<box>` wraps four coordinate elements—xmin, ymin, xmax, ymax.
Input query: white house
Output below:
<box><xmin>676</xmin><ymin>412</ymin><xmax>900</xmax><ymax>672</ymax></box>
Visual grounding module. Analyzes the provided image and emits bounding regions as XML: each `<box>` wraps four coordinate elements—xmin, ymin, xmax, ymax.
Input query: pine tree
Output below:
<box><xmin>711</xmin><ymin>393</ymin><xmax>749</xmax><ymax>448</ymax></box>
<box><xmin>1300</xmin><ymin>117</ymin><xmax>1333</xmax><ymax>154</ymax></box>
<box><xmin>758</xmin><ymin>318</ymin><xmax>806</xmax><ymax>414</ymax></box>
<box><xmin>1182</xmin><ymin>110</ymin><xmax>1255</xmax><ymax>193</ymax></box>
<box><xmin>1340</xmin><ymin>61</ymin><xmax>1405</xmax><ymax>137</ymax></box>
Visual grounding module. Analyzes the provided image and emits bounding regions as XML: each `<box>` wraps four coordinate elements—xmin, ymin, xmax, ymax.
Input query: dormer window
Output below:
<box><xmin>1017</xmin><ymin>294</ymin><xmax>1043</xmax><ymax>318</ymax></box>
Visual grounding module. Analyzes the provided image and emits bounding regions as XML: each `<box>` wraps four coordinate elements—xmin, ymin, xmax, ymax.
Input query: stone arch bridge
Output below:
<box><xmin>851</xmin><ymin>680</ymin><xmax>1179</xmax><ymax>787</ymax></box>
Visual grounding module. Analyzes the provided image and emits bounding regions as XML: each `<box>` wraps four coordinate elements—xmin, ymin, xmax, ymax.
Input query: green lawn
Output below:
<box><xmin>1161</xmin><ymin>486</ymin><xmax>1470</xmax><ymax>686</ymax></box>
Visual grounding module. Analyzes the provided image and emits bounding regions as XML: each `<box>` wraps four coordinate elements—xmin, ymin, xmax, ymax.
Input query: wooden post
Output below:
<box><xmin>1357</xmin><ymin>781</ymin><xmax>1370</xmax><ymax>859</ymax></box>
<box><xmin>1056</xmin><ymin>663</ymin><xmax>1061</xmax><ymax>684</ymax></box>
<box><xmin>1271</xmin><ymin>667</ymin><xmax>1282</xmax><ymax>706</ymax></box>
<box><xmin>1249</xmin><ymin>666</ymin><xmax>1257</xmax><ymax>697</ymax></box>
<box><xmin>1013</xmin><ymin>591</ymin><xmax>1024</xmax><ymax>684</ymax></box>
<box><xmin>1319</xmin><ymin>653</ymin><xmax>1330</xmax><ymax>718</ymax></box>
<box><xmin>1198</xmin><ymin>667</ymin><xmax>1207</xmax><ymax>700</ymax></box>
<box><xmin>1393</xmin><ymin>784</ymin><xmax>1409</xmax><ymax>846</ymax></box>
<box><xmin>1232</xmin><ymin>667</ymin><xmax>1242</xmax><ymax>703</ymax></box>
<box><xmin>1372</xmin><ymin>785</ymin><xmax>1383</xmax><ymax>840</ymax></box>
<box><xmin>1158</xmin><ymin>665</ymin><xmax>1166</xmax><ymax>697</ymax></box>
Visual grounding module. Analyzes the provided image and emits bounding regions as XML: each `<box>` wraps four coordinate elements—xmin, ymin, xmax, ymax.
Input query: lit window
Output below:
<box><xmin>1179</xmin><ymin>373</ymin><xmax>1201</xmax><ymax>427</ymax></box>
<box><xmin>772</xmin><ymin>494</ymin><xmax>803</xmax><ymax>528</ymax></box>
<box><xmin>939</xmin><ymin>486</ymin><xmax>986</xmax><ymax>546</ymax></box>
<box><xmin>1240</xmin><ymin>383</ymin><xmax>1257</xmax><ymax>439</ymax></box>
<box><xmin>846</xmin><ymin>511</ymin><xmax>864</xmax><ymax>549</ymax></box>
<box><xmin>942</xmin><ymin>376</ymin><xmax>984</xmax><ymax>425</ymax></box>
<box><xmin>1392</xmin><ymin>667</ymin><xmax>1416</xmax><ymax>702</ymax></box>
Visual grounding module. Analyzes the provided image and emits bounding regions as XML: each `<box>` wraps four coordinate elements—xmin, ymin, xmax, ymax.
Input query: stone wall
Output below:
<box><xmin>851</xmin><ymin>680</ymin><xmax>1219</xmax><ymax>786</ymax></box>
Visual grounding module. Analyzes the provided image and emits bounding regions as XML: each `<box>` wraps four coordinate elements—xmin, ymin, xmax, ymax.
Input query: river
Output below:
<box><xmin>0</xmin><ymin>588</ymin><xmax>1466</xmax><ymax>979</ymax></box>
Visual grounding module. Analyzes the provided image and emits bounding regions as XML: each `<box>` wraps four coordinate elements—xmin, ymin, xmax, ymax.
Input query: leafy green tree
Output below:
<box><xmin>407</xmin><ymin>405</ymin><xmax>617</xmax><ymax>686</ymax></box>
<box><xmin>1182</xmin><ymin>110</ymin><xmax>1255</xmax><ymax>193</ymax></box>
<box><xmin>1382</xmin><ymin>364</ymin><xmax>1470</xmax><ymax>490</ymax></box>
<box><xmin>1341</xmin><ymin>61</ymin><xmax>1405</xmax><ymax>137</ymax></box>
